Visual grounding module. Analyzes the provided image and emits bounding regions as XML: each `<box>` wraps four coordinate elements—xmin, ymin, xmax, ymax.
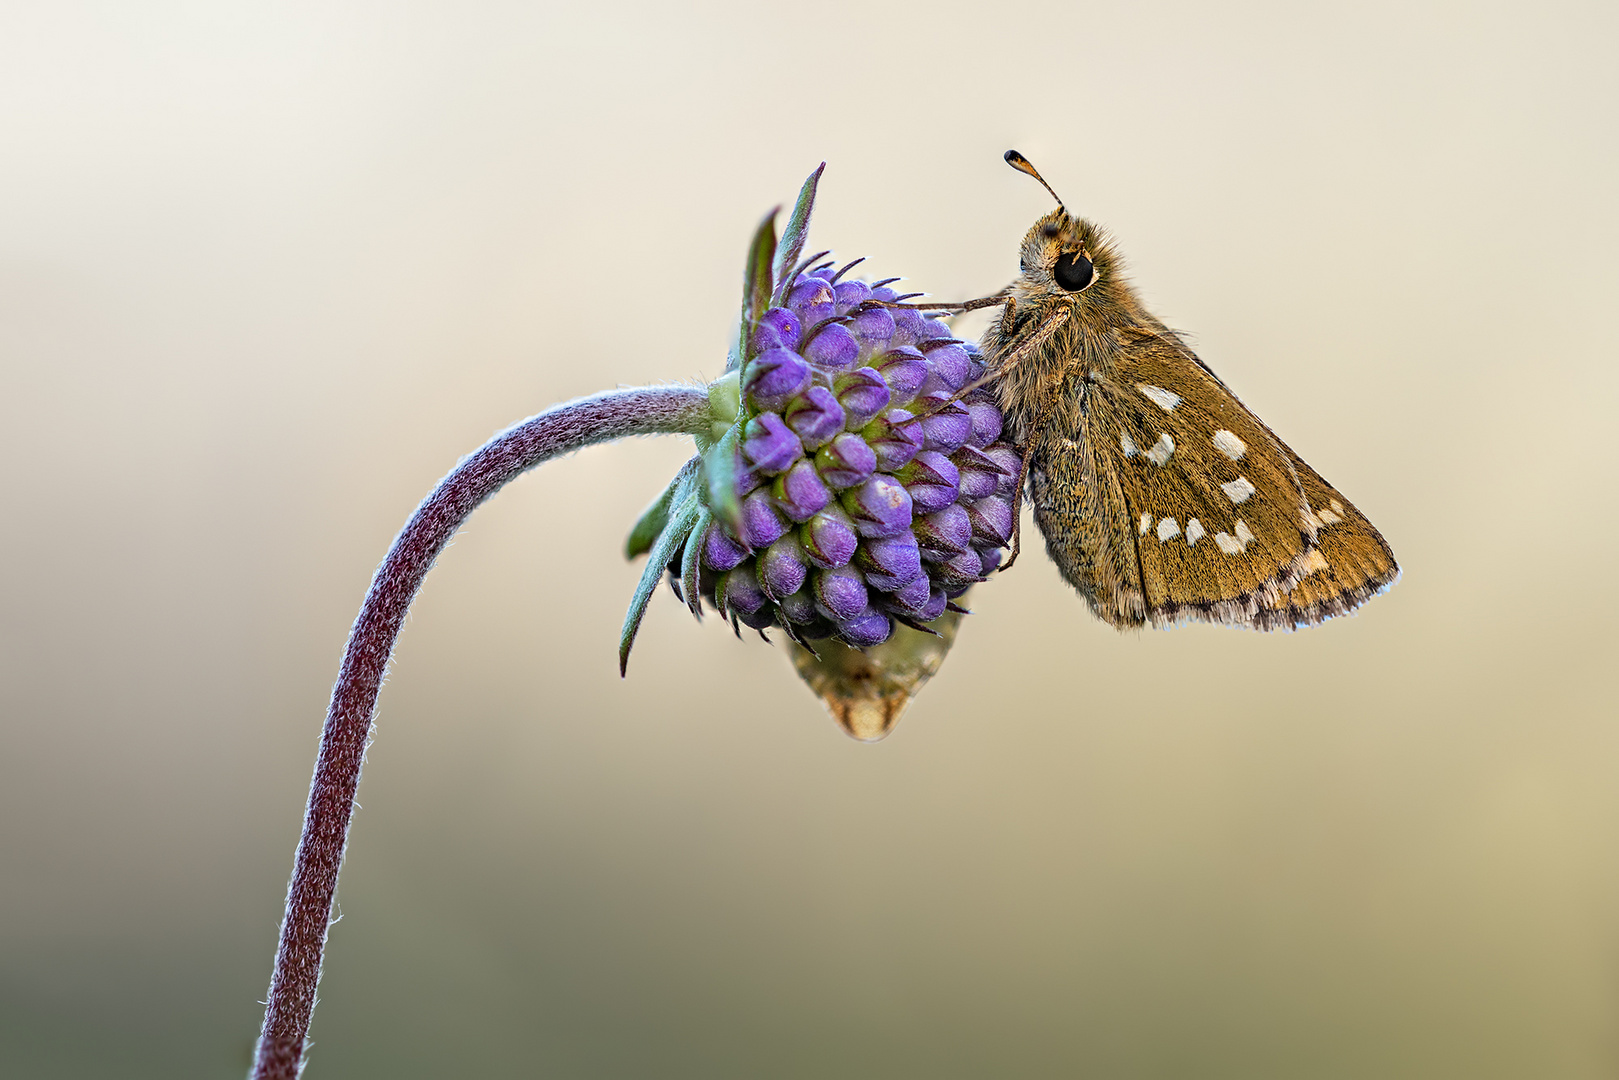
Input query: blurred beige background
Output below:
<box><xmin>3</xmin><ymin>1</ymin><xmax>1617</xmax><ymax>1076</ymax></box>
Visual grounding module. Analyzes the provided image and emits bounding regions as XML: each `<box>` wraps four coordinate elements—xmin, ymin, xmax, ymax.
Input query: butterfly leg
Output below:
<box><xmin>908</xmin><ymin>302</ymin><xmax>1071</xmax><ymax>421</ymax></box>
<box><xmin>1001</xmin><ymin>385</ymin><xmax>1059</xmax><ymax>572</ymax></box>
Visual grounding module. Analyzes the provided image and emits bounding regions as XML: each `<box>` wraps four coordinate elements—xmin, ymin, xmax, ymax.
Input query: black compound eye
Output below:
<box><xmin>1053</xmin><ymin>251</ymin><xmax>1095</xmax><ymax>292</ymax></box>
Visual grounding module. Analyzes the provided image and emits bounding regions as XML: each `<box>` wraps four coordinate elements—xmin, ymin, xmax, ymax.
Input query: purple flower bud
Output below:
<box><xmin>914</xmin><ymin>394</ymin><xmax>973</xmax><ymax>455</ymax></box>
<box><xmin>967</xmin><ymin>496</ymin><xmax>1014</xmax><ymax>546</ymax></box>
<box><xmin>703</xmin><ymin>525</ymin><xmax>749</xmax><ymax>571</ymax></box>
<box><xmin>744</xmin><ymin>348</ymin><xmax>812</xmax><ymax>412</ymax></box>
<box><xmin>777</xmin><ymin>589</ymin><xmax>819</xmax><ymax>625</ymax></box>
<box><xmin>856</xmin><ymin>532</ymin><xmax>923</xmax><ymax>591</ymax></box>
<box><xmin>833</xmin><ymin>279</ymin><xmax>871</xmax><ymax>313</ymax></box>
<box><xmin>736</xmin><ymin>605</ymin><xmax>779</xmax><ymax>630</ymax></box>
<box><xmin>964</xmin><ymin>400</ymin><xmax>1003</xmax><ymax>448</ymax></box>
<box><xmin>896</xmin><ymin>451</ymin><xmax>960</xmax><ymax>515</ymax></box>
<box><xmin>879</xmin><ymin>578</ymin><xmax>947</xmax><ymax>623</ymax></box>
<box><xmin>984</xmin><ymin>444</ymin><xmax>1023</xmax><ymax>497</ymax></box>
<box><xmin>787</xmin><ymin>276</ymin><xmax>836</xmax><ymax>327</ymax></box>
<box><xmin>757</xmin><ymin>534</ymin><xmax>809</xmax><ymax>599</ymax></box>
<box><xmin>932</xmin><ymin>549</ymin><xmax>985</xmax><ymax>589</ymax></box>
<box><xmin>889</xmin><ymin>306</ymin><xmax>926</xmax><ymax>346</ymax></box>
<box><xmin>715</xmin><ymin>440</ymin><xmax>763</xmax><ymax>498</ymax></box>
<box><xmin>841</xmin><ymin>474</ymin><xmax>913</xmax><ymax>538</ymax></box>
<box><xmin>813</xmin><ymin>564</ymin><xmax>868</xmax><ymax>621</ymax></box>
<box><xmin>771</xmin><ymin>458</ymin><xmax>832</xmax><ymax>522</ymax></box>
<box><xmin>882</xmin><ymin>574</ymin><xmax>935</xmax><ymax>618</ymax></box>
<box><xmin>919</xmin><ymin>342</ymin><xmax>972</xmax><ymax>393</ymax></box>
<box><xmin>847</xmin><ymin>305</ymin><xmax>895</xmax><ymax>353</ymax></box>
<box><xmin>738</xmin><ymin>489</ymin><xmax>789</xmax><ymax>549</ymax></box>
<box><xmin>783</xmin><ymin>385</ymin><xmax>845</xmax><ymax>451</ymax></box>
<box><xmin>801</xmin><ymin>321</ymin><xmax>859</xmax><ymax>371</ymax></box>
<box><xmin>864</xmin><ymin>409</ymin><xmax>923</xmax><ymax>472</ymax></box>
<box><xmin>913</xmin><ymin>503</ymin><xmax>972</xmax><ymax>556</ymax></box>
<box><xmin>833</xmin><ymin>368</ymin><xmax>891</xmax><ymax>427</ymax></box>
<box><xmin>750</xmin><ymin>307</ymin><xmax>801</xmax><ymax>355</ymax></box>
<box><xmin>964</xmin><ymin>347</ymin><xmax>989</xmax><ymax>380</ymax></box>
<box><xmin>742</xmin><ymin>412</ymin><xmax>803</xmax><ymax>475</ymax></box>
<box><xmin>716</xmin><ymin>562</ymin><xmax>766</xmax><ymax>616</ymax></box>
<box><xmin>835</xmin><ymin>608</ymin><xmax>893</xmax><ymax>648</ymax></box>
<box><xmin>952</xmin><ymin>445</ymin><xmax>1004</xmax><ymax>500</ymax></box>
<box><xmin>801</xmin><ymin>505</ymin><xmax>858</xmax><ymax>569</ymax></box>
<box><xmin>978</xmin><ymin>547</ymin><xmax>1003</xmax><ymax>577</ymax></box>
<box><xmin>871</xmin><ymin>347</ymin><xmax>927</xmax><ymax>405</ymax></box>
<box><xmin>814</xmin><ymin>432</ymin><xmax>876</xmax><ymax>490</ymax></box>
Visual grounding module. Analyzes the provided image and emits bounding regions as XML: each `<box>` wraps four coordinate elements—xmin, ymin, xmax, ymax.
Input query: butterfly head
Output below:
<box><xmin>1017</xmin><ymin>209</ymin><xmax>1114</xmax><ymax>298</ymax></box>
<box><xmin>1003</xmin><ymin>151</ymin><xmax>1112</xmax><ymax>303</ymax></box>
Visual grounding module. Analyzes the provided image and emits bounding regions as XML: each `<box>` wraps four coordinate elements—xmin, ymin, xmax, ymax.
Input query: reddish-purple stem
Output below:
<box><xmin>251</xmin><ymin>386</ymin><xmax>711</xmax><ymax>1079</ymax></box>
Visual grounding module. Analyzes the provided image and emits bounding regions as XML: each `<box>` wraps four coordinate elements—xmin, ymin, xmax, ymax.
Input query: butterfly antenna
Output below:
<box><xmin>1004</xmin><ymin>150</ymin><xmax>1064</xmax><ymax>210</ymax></box>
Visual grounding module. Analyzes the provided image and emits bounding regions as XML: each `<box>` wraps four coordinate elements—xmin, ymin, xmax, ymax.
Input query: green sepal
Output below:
<box><xmin>619</xmin><ymin>469</ymin><xmax>701</xmax><ymax>676</ymax></box>
<box><xmin>772</xmin><ymin>163</ymin><xmax>825</xmax><ymax>304</ymax></box>
<box><xmin>738</xmin><ymin>207</ymin><xmax>779</xmax><ymax>364</ymax></box>
<box><xmin>701</xmin><ymin>370</ymin><xmax>741</xmax><ymax>449</ymax></box>
<box><xmin>624</xmin><ymin>455</ymin><xmax>699</xmax><ymax>560</ymax></box>
<box><xmin>702</xmin><ymin>419</ymin><xmax>745</xmax><ymax>535</ymax></box>
<box><xmin>681</xmin><ymin>506</ymin><xmax>712</xmax><ymax>619</ymax></box>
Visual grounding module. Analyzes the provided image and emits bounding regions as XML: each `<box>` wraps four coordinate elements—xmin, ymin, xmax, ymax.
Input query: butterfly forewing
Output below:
<box><xmin>1030</xmin><ymin>325</ymin><xmax>1396</xmax><ymax>630</ymax></box>
<box><xmin>1271</xmin><ymin>449</ymin><xmax>1400</xmax><ymax>623</ymax></box>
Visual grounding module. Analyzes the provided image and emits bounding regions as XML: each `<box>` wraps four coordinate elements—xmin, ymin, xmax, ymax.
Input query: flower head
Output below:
<box><xmin>620</xmin><ymin>166</ymin><xmax>1023</xmax><ymax>730</ymax></box>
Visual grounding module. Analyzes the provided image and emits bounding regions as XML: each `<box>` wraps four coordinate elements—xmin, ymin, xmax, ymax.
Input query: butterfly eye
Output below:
<box><xmin>1054</xmin><ymin>251</ymin><xmax>1095</xmax><ymax>292</ymax></box>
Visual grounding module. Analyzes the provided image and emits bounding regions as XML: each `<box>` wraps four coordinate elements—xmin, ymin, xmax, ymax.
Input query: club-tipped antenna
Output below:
<box><xmin>1004</xmin><ymin>150</ymin><xmax>1064</xmax><ymax>209</ymax></box>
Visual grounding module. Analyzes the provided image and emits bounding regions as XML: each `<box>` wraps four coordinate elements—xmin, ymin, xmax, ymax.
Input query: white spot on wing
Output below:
<box><xmin>1221</xmin><ymin>477</ymin><xmax>1256</xmax><ymax>504</ymax></box>
<box><xmin>1139</xmin><ymin>512</ymin><xmax>1153</xmax><ymax>536</ymax></box>
<box><xmin>1185</xmin><ymin>519</ymin><xmax>1205</xmax><ymax>545</ymax></box>
<box><xmin>1235</xmin><ymin>520</ymin><xmax>1256</xmax><ymax>547</ymax></box>
<box><xmin>1157</xmin><ymin>516</ymin><xmax>1180</xmax><ymax>542</ymax></box>
<box><xmin>1137</xmin><ymin>384</ymin><xmax>1181</xmax><ymax>412</ymax></box>
<box><xmin>1214</xmin><ymin>532</ymin><xmax>1242</xmax><ymax>555</ymax></box>
<box><xmin>1121</xmin><ymin>433</ymin><xmax>1137</xmax><ymax>458</ymax></box>
<box><xmin>1212</xmin><ymin>429</ymin><xmax>1246</xmax><ymax>461</ymax></box>
<box><xmin>1317</xmin><ymin>507</ymin><xmax>1343</xmax><ymax>525</ymax></box>
<box><xmin>1146</xmin><ymin>433</ymin><xmax>1175</xmax><ymax>466</ymax></box>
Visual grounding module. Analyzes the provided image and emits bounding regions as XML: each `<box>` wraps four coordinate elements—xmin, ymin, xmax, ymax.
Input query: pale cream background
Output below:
<box><xmin>3</xmin><ymin>1</ymin><xmax>1617</xmax><ymax>1076</ymax></box>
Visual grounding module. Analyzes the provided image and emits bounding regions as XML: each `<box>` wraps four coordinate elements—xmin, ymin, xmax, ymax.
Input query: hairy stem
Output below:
<box><xmin>251</xmin><ymin>386</ymin><xmax>711</xmax><ymax>1079</ymax></box>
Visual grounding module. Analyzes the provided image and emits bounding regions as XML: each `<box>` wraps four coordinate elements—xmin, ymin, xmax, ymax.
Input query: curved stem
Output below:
<box><xmin>251</xmin><ymin>386</ymin><xmax>711</xmax><ymax>1079</ymax></box>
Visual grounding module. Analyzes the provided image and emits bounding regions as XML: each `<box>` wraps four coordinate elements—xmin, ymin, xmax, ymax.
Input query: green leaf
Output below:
<box><xmin>702</xmin><ymin>420</ymin><xmax>744</xmax><ymax>534</ymax></box>
<box><xmin>619</xmin><ymin>472</ymin><xmax>701</xmax><ymax>676</ymax></box>
<box><xmin>773</xmin><ymin>163</ymin><xmax>825</xmax><ymax>304</ymax></box>
<box><xmin>681</xmin><ymin>506</ymin><xmax>711</xmax><ymax>619</ymax></box>
<box><xmin>738</xmin><ymin>207</ymin><xmax>779</xmax><ymax>363</ymax></box>
<box><xmin>624</xmin><ymin>455</ymin><xmax>699</xmax><ymax>560</ymax></box>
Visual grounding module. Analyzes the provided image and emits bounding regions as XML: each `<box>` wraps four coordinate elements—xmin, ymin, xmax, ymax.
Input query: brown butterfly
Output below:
<box><xmin>903</xmin><ymin>151</ymin><xmax>1398</xmax><ymax>630</ymax></box>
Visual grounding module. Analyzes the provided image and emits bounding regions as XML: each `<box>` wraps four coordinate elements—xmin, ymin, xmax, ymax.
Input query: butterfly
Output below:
<box><xmin>903</xmin><ymin>152</ymin><xmax>1399</xmax><ymax>630</ymax></box>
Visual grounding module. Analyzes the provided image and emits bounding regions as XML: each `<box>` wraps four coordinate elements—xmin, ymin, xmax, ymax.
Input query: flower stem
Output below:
<box><xmin>251</xmin><ymin>386</ymin><xmax>711</xmax><ymax>1080</ymax></box>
